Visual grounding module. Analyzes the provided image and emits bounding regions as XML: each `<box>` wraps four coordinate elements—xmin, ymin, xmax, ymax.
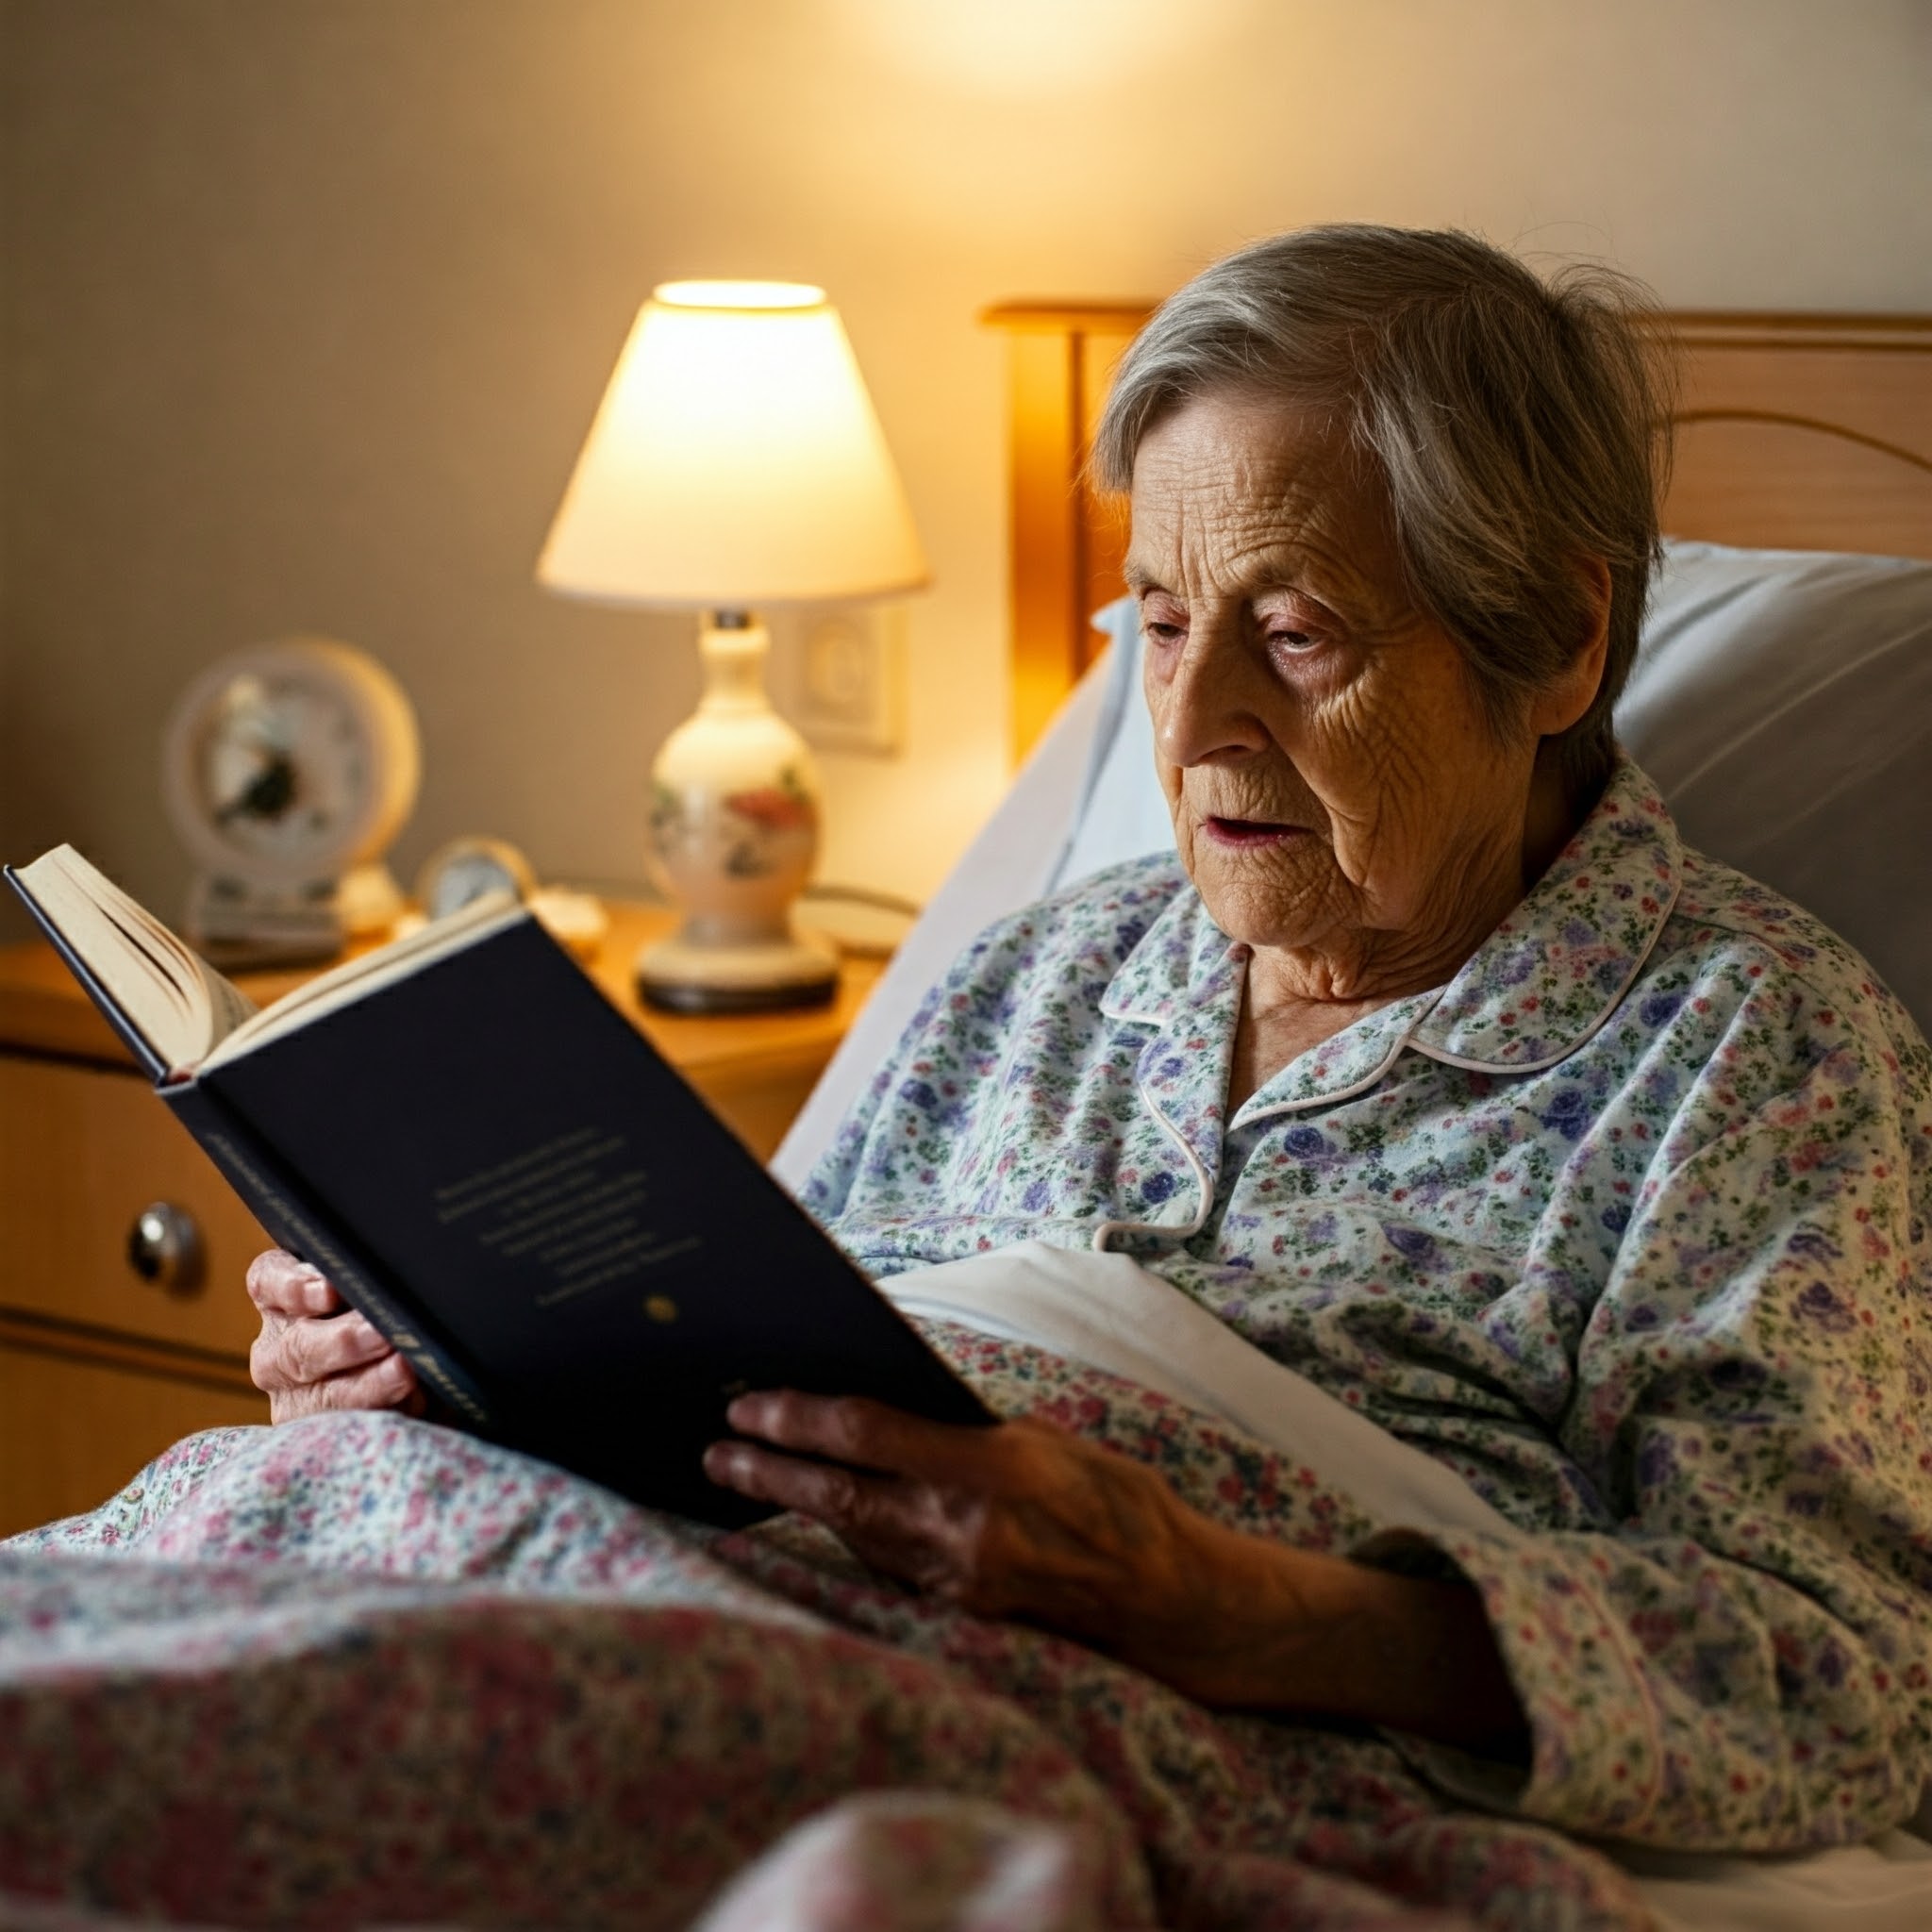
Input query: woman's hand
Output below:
<box><xmin>707</xmin><ymin>1391</ymin><xmax>1267</xmax><ymax>1695</ymax></box>
<box><xmin>244</xmin><ymin>1249</ymin><xmax>422</xmax><ymax>1424</ymax></box>
<box><xmin>706</xmin><ymin>1391</ymin><xmax>1529</xmax><ymax>1754</ymax></box>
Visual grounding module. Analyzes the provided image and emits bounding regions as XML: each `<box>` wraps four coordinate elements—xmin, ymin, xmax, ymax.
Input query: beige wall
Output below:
<box><xmin>3</xmin><ymin>0</ymin><xmax>1928</xmax><ymax>941</ymax></box>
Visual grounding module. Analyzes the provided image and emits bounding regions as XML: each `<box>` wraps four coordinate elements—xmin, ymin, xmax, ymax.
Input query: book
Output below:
<box><xmin>8</xmin><ymin>844</ymin><xmax>992</xmax><ymax>1524</ymax></box>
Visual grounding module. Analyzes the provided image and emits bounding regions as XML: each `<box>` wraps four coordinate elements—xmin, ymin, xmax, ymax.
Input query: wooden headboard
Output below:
<box><xmin>983</xmin><ymin>303</ymin><xmax>1932</xmax><ymax>760</ymax></box>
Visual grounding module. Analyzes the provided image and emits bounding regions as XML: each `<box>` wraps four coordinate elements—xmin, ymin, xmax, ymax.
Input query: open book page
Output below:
<box><xmin>10</xmin><ymin>845</ymin><xmax>256</xmax><ymax>1074</ymax></box>
<box><xmin>201</xmin><ymin>893</ymin><xmax>525</xmax><ymax>1072</ymax></box>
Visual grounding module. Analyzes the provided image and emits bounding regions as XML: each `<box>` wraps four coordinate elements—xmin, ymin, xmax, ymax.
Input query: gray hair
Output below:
<box><xmin>1091</xmin><ymin>225</ymin><xmax>1674</xmax><ymax>798</ymax></box>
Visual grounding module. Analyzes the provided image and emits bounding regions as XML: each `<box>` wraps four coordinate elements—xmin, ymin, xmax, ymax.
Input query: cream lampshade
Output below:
<box><xmin>537</xmin><ymin>280</ymin><xmax>927</xmax><ymax>1010</ymax></box>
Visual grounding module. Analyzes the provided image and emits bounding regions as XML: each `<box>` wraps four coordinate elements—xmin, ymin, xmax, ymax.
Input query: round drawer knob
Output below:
<box><xmin>126</xmin><ymin>1202</ymin><xmax>205</xmax><ymax>1295</ymax></box>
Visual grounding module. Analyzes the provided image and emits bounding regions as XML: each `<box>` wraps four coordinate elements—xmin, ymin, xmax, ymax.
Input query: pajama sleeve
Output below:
<box><xmin>1359</xmin><ymin>983</ymin><xmax>1932</xmax><ymax>1851</ymax></box>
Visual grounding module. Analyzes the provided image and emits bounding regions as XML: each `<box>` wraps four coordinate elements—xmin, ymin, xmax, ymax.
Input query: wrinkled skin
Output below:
<box><xmin>242</xmin><ymin>391</ymin><xmax>1607</xmax><ymax>1753</ymax></box>
<box><xmin>1130</xmin><ymin>392</ymin><xmax>1607</xmax><ymax>1099</ymax></box>
<box><xmin>246</xmin><ymin>1249</ymin><xmax>423</xmax><ymax>1424</ymax></box>
<box><xmin>703</xmin><ymin>1390</ymin><xmax>1524</xmax><ymax>1750</ymax></box>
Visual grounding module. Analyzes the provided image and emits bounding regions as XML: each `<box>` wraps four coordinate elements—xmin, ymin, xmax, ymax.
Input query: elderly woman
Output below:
<box><xmin>248</xmin><ymin>226</ymin><xmax>1932</xmax><ymax>1853</ymax></box>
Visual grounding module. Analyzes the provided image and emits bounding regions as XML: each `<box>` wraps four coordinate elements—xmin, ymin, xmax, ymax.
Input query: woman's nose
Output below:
<box><xmin>1152</xmin><ymin>629</ymin><xmax>1274</xmax><ymax>768</ymax></box>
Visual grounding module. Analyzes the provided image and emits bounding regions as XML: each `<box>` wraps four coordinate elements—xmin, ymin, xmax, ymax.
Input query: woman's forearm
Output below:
<box><xmin>1155</xmin><ymin>1519</ymin><xmax>1531</xmax><ymax>1761</ymax></box>
<box><xmin>709</xmin><ymin>1391</ymin><xmax>1529</xmax><ymax>1759</ymax></box>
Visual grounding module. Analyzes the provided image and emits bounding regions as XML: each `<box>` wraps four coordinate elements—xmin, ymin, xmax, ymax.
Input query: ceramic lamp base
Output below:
<box><xmin>639</xmin><ymin>610</ymin><xmax>841</xmax><ymax>1015</ymax></box>
<box><xmin>635</xmin><ymin>925</ymin><xmax>839</xmax><ymax>1013</ymax></box>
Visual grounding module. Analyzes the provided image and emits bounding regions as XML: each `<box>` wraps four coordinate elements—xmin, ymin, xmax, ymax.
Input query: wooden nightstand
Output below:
<box><xmin>0</xmin><ymin>903</ymin><xmax>881</xmax><ymax>1538</ymax></box>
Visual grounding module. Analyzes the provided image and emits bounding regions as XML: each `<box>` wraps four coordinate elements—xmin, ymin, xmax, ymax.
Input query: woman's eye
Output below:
<box><xmin>1141</xmin><ymin>618</ymin><xmax>1185</xmax><ymax>645</ymax></box>
<box><xmin>1257</xmin><ymin>599</ymin><xmax>1333</xmax><ymax>657</ymax></box>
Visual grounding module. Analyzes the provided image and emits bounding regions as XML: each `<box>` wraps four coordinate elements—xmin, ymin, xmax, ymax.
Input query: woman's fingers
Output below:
<box><xmin>708</xmin><ymin>1392</ymin><xmax>1235</xmax><ymax>1642</ymax></box>
<box><xmin>702</xmin><ymin>1438</ymin><xmax>982</xmax><ymax>1592</ymax></box>
<box><xmin>245</xmin><ymin>1249</ymin><xmax>342</xmax><ymax>1318</ymax></box>
<box><xmin>288</xmin><ymin>1311</ymin><xmax>392</xmax><ymax>1382</ymax></box>
<box><xmin>724</xmin><ymin>1390</ymin><xmax>1007</xmax><ymax>1487</ymax></box>
<box><xmin>265</xmin><ymin>1350</ymin><xmax>419</xmax><ymax>1424</ymax></box>
<box><xmin>251</xmin><ymin>1308</ymin><xmax>396</xmax><ymax>1397</ymax></box>
<box><xmin>241</xmin><ymin>1250</ymin><xmax>422</xmax><ymax>1425</ymax></box>
<box><xmin>705</xmin><ymin>1437</ymin><xmax>961</xmax><ymax>1537</ymax></box>
<box><xmin>703</xmin><ymin>1438</ymin><xmax>879</xmax><ymax>1518</ymax></box>
<box><xmin>708</xmin><ymin>1392</ymin><xmax>1046</xmax><ymax>1599</ymax></box>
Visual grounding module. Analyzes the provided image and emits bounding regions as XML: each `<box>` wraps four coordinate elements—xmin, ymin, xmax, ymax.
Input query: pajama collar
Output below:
<box><xmin>1098</xmin><ymin>755</ymin><xmax>1683</xmax><ymax>1112</ymax></box>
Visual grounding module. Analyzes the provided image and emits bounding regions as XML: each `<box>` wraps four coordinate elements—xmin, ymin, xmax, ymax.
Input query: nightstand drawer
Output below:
<box><xmin>0</xmin><ymin>1342</ymin><xmax>265</xmax><ymax>1538</ymax></box>
<box><xmin>0</xmin><ymin>1055</ymin><xmax>269</xmax><ymax>1359</ymax></box>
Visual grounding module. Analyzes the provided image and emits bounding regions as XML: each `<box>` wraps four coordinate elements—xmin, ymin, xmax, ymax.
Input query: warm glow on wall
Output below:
<box><xmin>834</xmin><ymin>0</ymin><xmax>1247</xmax><ymax>97</ymax></box>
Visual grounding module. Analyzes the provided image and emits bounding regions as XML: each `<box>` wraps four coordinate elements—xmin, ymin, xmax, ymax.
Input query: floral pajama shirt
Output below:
<box><xmin>803</xmin><ymin>755</ymin><xmax>1932</xmax><ymax>1853</ymax></box>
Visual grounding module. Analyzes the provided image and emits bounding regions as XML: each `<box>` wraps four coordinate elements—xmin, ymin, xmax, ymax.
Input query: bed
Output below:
<box><xmin>4</xmin><ymin>304</ymin><xmax>1931</xmax><ymax>1932</ymax></box>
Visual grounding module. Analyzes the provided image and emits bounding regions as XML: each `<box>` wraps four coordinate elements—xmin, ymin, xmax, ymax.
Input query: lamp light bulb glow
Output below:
<box><xmin>654</xmin><ymin>280</ymin><xmax>826</xmax><ymax>311</ymax></box>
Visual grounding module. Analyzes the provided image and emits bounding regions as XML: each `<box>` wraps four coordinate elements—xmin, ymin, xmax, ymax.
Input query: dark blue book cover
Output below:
<box><xmin>10</xmin><ymin>868</ymin><xmax>991</xmax><ymax>1525</ymax></box>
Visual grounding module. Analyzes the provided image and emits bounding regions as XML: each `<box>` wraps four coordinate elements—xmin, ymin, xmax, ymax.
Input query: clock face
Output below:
<box><xmin>163</xmin><ymin>638</ymin><xmax>421</xmax><ymax>889</ymax></box>
<box><xmin>192</xmin><ymin>674</ymin><xmax>371</xmax><ymax>865</ymax></box>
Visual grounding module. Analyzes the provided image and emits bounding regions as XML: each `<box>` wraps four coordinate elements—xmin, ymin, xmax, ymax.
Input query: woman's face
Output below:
<box><xmin>1129</xmin><ymin>392</ymin><xmax>1554</xmax><ymax>991</ymax></box>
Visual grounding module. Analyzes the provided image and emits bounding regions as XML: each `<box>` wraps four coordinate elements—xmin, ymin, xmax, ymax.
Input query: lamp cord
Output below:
<box><xmin>558</xmin><ymin>875</ymin><xmax>924</xmax><ymax>919</ymax></box>
<box><xmin>802</xmin><ymin>882</ymin><xmax>924</xmax><ymax>918</ymax></box>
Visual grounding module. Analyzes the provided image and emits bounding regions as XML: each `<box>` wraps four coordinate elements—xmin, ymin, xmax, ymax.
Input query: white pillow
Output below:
<box><xmin>1057</xmin><ymin>541</ymin><xmax>1932</xmax><ymax>1028</ymax></box>
<box><xmin>1050</xmin><ymin>604</ymin><xmax>1168</xmax><ymax>893</ymax></box>
<box><xmin>1616</xmin><ymin>541</ymin><xmax>1932</xmax><ymax>1029</ymax></box>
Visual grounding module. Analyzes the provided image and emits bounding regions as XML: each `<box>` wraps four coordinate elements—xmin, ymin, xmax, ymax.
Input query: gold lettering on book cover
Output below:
<box><xmin>435</xmin><ymin>1127</ymin><xmax>704</xmax><ymax>1307</ymax></box>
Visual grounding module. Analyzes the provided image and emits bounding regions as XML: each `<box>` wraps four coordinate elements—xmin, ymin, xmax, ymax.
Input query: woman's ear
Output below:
<box><xmin>1526</xmin><ymin>556</ymin><xmax>1613</xmax><ymax>739</ymax></box>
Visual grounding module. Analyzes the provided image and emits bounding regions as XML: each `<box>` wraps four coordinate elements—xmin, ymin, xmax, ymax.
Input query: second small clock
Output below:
<box><xmin>414</xmin><ymin>837</ymin><xmax>537</xmax><ymax>921</ymax></box>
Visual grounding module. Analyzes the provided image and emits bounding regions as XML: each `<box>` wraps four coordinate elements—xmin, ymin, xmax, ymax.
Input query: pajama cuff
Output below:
<box><xmin>1352</xmin><ymin>1524</ymin><xmax>1669</xmax><ymax>1841</ymax></box>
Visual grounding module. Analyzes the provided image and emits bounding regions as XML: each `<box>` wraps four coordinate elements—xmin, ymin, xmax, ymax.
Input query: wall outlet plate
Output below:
<box><xmin>767</xmin><ymin>602</ymin><xmax>906</xmax><ymax>757</ymax></box>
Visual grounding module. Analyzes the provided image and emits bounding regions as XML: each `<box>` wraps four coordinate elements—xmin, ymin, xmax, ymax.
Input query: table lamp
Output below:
<box><xmin>538</xmin><ymin>280</ymin><xmax>927</xmax><ymax>1010</ymax></box>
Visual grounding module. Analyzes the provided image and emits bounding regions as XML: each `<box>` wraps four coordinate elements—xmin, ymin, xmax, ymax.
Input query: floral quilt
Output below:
<box><xmin>0</xmin><ymin>1325</ymin><xmax>1661</xmax><ymax>1932</ymax></box>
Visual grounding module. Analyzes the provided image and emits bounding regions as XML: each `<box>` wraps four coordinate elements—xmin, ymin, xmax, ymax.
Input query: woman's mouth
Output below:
<box><xmin>1202</xmin><ymin>816</ymin><xmax>1307</xmax><ymax>848</ymax></box>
